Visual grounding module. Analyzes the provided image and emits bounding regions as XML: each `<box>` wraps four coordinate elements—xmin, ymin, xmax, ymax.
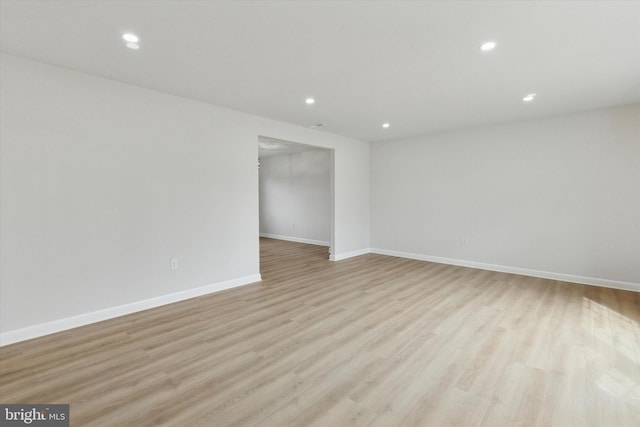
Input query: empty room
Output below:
<box><xmin>1</xmin><ymin>1</ymin><xmax>639</xmax><ymax>426</ymax></box>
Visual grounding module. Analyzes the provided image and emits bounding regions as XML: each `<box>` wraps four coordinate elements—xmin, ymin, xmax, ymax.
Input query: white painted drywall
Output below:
<box><xmin>259</xmin><ymin>150</ymin><xmax>331</xmax><ymax>245</ymax></box>
<box><xmin>371</xmin><ymin>104</ymin><xmax>640</xmax><ymax>286</ymax></box>
<box><xmin>0</xmin><ymin>54</ymin><xmax>370</xmax><ymax>341</ymax></box>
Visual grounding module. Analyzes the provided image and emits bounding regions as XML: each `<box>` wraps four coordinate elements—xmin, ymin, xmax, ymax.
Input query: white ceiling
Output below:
<box><xmin>1</xmin><ymin>1</ymin><xmax>639</xmax><ymax>142</ymax></box>
<box><xmin>258</xmin><ymin>136</ymin><xmax>324</xmax><ymax>158</ymax></box>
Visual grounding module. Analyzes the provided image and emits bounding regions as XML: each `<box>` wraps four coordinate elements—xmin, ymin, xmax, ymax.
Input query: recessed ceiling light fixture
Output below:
<box><xmin>382</xmin><ymin>123</ymin><xmax>390</xmax><ymax>128</ymax></box>
<box><xmin>259</xmin><ymin>141</ymin><xmax>284</xmax><ymax>150</ymax></box>
<box><xmin>480</xmin><ymin>41</ymin><xmax>496</xmax><ymax>52</ymax></box>
<box><xmin>522</xmin><ymin>93</ymin><xmax>537</xmax><ymax>102</ymax></box>
<box><xmin>305</xmin><ymin>98</ymin><xmax>315</xmax><ymax>105</ymax></box>
<box><xmin>122</xmin><ymin>33</ymin><xmax>139</xmax><ymax>43</ymax></box>
<box><xmin>126</xmin><ymin>42</ymin><xmax>140</xmax><ymax>50</ymax></box>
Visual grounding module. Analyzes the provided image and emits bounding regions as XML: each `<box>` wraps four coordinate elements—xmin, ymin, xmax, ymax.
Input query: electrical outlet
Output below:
<box><xmin>292</xmin><ymin>222</ymin><xmax>296</xmax><ymax>229</ymax></box>
<box><xmin>462</xmin><ymin>236</ymin><xmax>469</xmax><ymax>245</ymax></box>
<box><xmin>170</xmin><ymin>258</ymin><xmax>179</xmax><ymax>270</ymax></box>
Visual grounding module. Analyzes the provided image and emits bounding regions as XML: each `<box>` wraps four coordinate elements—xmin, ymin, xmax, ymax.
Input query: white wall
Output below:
<box><xmin>0</xmin><ymin>54</ymin><xmax>370</xmax><ymax>343</ymax></box>
<box><xmin>259</xmin><ymin>150</ymin><xmax>331</xmax><ymax>246</ymax></box>
<box><xmin>371</xmin><ymin>104</ymin><xmax>640</xmax><ymax>289</ymax></box>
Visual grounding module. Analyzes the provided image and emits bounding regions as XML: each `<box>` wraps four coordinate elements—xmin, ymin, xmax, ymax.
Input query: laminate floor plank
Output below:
<box><xmin>1</xmin><ymin>237</ymin><xmax>638</xmax><ymax>426</ymax></box>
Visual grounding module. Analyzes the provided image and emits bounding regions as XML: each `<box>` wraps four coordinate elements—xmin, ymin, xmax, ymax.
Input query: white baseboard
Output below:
<box><xmin>0</xmin><ymin>274</ymin><xmax>262</xmax><ymax>347</ymax></box>
<box><xmin>260</xmin><ymin>233</ymin><xmax>329</xmax><ymax>247</ymax></box>
<box><xmin>370</xmin><ymin>248</ymin><xmax>640</xmax><ymax>293</ymax></box>
<box><xmin>330</xmin><ymin>248</ymin><xmax>372</xmax><ymax>261</ymax></box>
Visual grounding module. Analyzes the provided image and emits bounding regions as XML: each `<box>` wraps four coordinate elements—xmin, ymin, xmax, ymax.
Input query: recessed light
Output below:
<box><xmin>259</xmin><ymin>141</ymin><xmax>284</xmax><ymax>150</ymax></box>
<box><xmin>122</xmin><ymin>33</ymin><xmax>139</xmax><ymax>43</ymax></box>
<box><xmin>382</xmin><ymin>123</ymin><xmax>390</xmax><ymax>128</ymax></box>
<box><xmin>305</xmin><ymin>98</ymin><xmax>315</xmax><ymax>105</ymax></box>
<box><xmin>126</xmin><ymin>42</ymin><xmax>140</xmax><ymax>50</ymax></box>
<box><xmin>480</xmin><ymin>41</ymin><xmax>496</xmax><ymax>52</ymax></box>
<box><xmin>523</xmin><ymin>93</ymin><xmax>537</xmax><ymax>102</ymax></box>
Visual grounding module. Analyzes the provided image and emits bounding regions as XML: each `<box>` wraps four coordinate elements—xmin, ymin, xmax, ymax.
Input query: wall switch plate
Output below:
<box><xmin>170</xmin><ymin>258</ymin><xmax>179</xmax><ymax>270</ymax></box>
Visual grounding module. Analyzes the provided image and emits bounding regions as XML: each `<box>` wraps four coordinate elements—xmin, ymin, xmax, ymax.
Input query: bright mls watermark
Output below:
<box><xmin>1</xmin><ymin>405</ymin><xmax>69</xmax><ymax>426</ymax></box>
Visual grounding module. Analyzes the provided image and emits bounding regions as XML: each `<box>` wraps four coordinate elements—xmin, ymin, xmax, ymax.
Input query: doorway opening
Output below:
<box><xmin>258</xmin><ymin>136</ymin><xmax>334</xmax><ymax>271</ymax></box>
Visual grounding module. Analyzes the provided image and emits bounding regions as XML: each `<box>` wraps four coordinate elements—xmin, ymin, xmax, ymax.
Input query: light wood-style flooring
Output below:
<box><xmin>1</xmin><ymin>238</ymin><xmax>639</xmax><ymax>426</ymax></box>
